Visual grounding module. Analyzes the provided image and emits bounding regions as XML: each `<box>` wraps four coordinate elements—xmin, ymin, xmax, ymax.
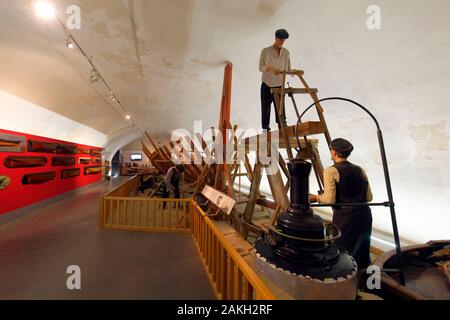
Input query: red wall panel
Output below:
<box><xmin>0</xmin><ymin>129</ymin><xmax>103</xmax><ymax>215</ymax></box>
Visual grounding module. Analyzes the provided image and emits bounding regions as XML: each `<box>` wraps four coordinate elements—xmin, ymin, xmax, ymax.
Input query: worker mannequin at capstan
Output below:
<box><xmin>310</xmin><ymin>138</ymin><xmax>373</xmax><ymax>271</ymax></box>
<box><xmin>259</xmin><ymin>29</ymin><xmax>291</xmax><ymax>132</ymax></box>
<box><xmin>162</xmin><ymin>164</ymin><xmax>184</xmax><ymax>205</ymax></box>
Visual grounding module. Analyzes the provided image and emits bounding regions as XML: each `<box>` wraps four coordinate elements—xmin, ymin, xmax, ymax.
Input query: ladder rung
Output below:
<box><xmin>270</xmin><ymin>88</ymin><xmax>318</xmax><ymax>95</ymax></box>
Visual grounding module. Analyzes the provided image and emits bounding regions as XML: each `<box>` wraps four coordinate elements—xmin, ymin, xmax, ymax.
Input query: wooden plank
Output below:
<box><xmin>131</xmin><ymin>200</ymin><xmax>135</xmax><ymax>226</ymax></box>
<box><xmin>243</xmin><ymin>278</ymin><xmax>254</xmax><ymax>300</ymax></box>
<box><xmin>243</xmin><ymin>122</ymin><xmax>325</xmax><ymax>149</ymax></box>
<box><xmin>168</xmin><ymin>200</ymin><xmax>172</xmax><ymax>228</ymax></box>
<box><xmin>226</xmin><ymin>256</ymin><xmax>234</xmax><ymax>300</ymax></box>
<box><xmin>236</xmin><ymin>270</ymin><xmax>243</xmax><ymax>300</ymax></box>
<box><xmin>266</xmin><ymin>165</ymin><xmax>290</xmax><ymax>211</ymax></box>
<box><xmin>242</xmin><ymin>164</ymin><xmax>263</xmax><ymax>239</ymax></box>
<box><xmin>270</xmin><ymin>87</ymin><xmax>318</xmax><ymax>95</ymax></box>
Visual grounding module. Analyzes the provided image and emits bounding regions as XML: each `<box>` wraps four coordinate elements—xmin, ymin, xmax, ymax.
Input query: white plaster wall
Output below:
<box><xmin>225</xmin><ymin>0</ymin><xmax>450</xmax><ymax>245</ymax></box>
<box><xmin>0</xmin><ymin>89</ymin><xmax>107</xmax><ymax>147</ymax></box>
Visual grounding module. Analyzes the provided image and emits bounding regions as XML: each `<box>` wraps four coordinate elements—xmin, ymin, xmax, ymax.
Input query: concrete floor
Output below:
<box><xmin>0</xmin><ymin>178</ymin><xmax>215</xmax><ymax>300</ymax></box>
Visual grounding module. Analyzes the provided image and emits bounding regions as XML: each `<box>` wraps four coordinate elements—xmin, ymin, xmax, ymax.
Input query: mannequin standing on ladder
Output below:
<box><xmin>259</xmin><ymin>29</ymin><xmax>291</xmax><ymax>131</ymax></box>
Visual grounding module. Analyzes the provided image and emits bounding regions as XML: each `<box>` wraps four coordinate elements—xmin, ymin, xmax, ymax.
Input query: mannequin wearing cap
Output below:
<box><xmin>162</xmin><ymin>164</ymin><xmax>185</xmax><ymax>206</ymax></box>
<box><xmin>259</xmin><ymin>29</ymin><xmax>292</xmax><ymax>131</ymax></box>
<box><xmin>310</xmin><ymin>138</ymin><xmax>373</xmax><ymax>271</ymax></box>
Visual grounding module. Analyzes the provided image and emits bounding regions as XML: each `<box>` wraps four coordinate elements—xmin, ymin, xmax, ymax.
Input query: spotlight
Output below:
<box><xmin>90</xmin><ymin>69</ymin><xmax>100</xmax><ymax>83</ymax></box>
<box><xmin>66</xmin><ymin>38</ymin><xmax>75</xmax><ymax>49</ymax></box>
<box><xmin>34</xmin><ymin>1</ymin><xmax>56</xmax><ymax>19</ymax></box>
<box><xmin>109</xmin><ymin>92</ymin><xmax>118</xmax><ymax>102</ymax></box>
<box><xmin>126</xmin><ymin>115</ymin><xmax>131</xmax><ymax>120</ymax></box>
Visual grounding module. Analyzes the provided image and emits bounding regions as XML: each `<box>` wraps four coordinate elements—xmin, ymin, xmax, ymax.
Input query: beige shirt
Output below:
<box><xmin>318</xmin><ymin>166</ymin><xmax>373</xmax><ymax>204</ymax></box>
<box><xmin>259</xmin><ymin>45</ymin><xmax>291</xmax><ymax>87</ymax></box>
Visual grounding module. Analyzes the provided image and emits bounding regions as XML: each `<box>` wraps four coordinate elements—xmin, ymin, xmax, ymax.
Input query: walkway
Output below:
<box><xmin>0</xmin><ymin>178</ymin><xmax>215</xmax><ymax>299</ymax></box>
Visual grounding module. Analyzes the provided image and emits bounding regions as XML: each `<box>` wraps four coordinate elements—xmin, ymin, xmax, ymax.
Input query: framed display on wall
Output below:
<box><xmin>0</xmin><ymin>128</ymin><xmax>104</xmax><ymax>215</ymax></box>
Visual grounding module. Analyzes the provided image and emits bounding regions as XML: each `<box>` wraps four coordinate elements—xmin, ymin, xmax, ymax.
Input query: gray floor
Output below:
<box><xmin>0</xmin><ymin>178</ymin><xmax>215</xmax><ymax>300</ymax></box>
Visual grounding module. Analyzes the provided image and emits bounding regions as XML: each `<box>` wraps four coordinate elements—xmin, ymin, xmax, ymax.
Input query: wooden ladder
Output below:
<box><xmin>271</xmin><ymin>69</ymin><xmax>333</xmax><ymax>191</ymax></box>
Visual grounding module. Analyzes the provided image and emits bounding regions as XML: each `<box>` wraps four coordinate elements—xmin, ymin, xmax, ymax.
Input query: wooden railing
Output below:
<box><xmin>190</xmin><ymin>203</ymin><xmax>276</xmax><ymax>300</ymax></box>
<box><xmin>98</xmin><ymin>174</ymin><xmax>275</xmax><ymax>300</ymax></box>
<box><xmin>99</xmin><ymin>197</ymin><xmax>191</xmax><ymax>233</ymax></box>
<box><xmin>105</xmin><ymin>174</ymin><xmax>141</xmax><ymax>197</ymax></box>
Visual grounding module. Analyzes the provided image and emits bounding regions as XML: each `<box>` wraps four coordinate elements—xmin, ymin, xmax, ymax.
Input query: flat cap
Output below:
<box><xmin>275</xmin><ymin>29</ymin><xmax>289</xmax><ymax>39</ymax></box>
<box><xmin>331</xmin><ymin>138</ymin><xmax>354</xmax><ymax>153</ymax></box>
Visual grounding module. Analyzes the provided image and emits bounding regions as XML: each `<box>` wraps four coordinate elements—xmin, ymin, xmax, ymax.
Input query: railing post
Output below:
<box><xmin>189</xmin><ymin>200</ymin><xmax>195</xmax><ymax>233</ymax></box>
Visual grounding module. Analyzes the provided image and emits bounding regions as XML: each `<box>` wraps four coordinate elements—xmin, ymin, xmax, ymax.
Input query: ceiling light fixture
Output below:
<box><xmin>90</xmin><ymin>69</ymin><xmax>100</xmax><ymax>83</ymax></box>
<box><xmin>66</xmin><ymin>37</ymin><xmax>74</xmax><ymax>49</ymax></box>
<box><xmin>109</xmin><ymin>92</ymin><xmax>118</xmax><ymax>102</ymax></box>
<box><xmin>40</xmin><ymin>10</ymin><xmax>143</xmax><ymax>135</ymax></box>
<box><xmin>34</xmin><ymin>1</ymin><xmax>56</xmax><ymax>19</ymax></box>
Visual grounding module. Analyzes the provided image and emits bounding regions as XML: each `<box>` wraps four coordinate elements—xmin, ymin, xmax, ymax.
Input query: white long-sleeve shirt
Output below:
<box><xmin>259</xmin><ymin>45</ymin><xmax>291</xmax><ymax>87</ymax></box>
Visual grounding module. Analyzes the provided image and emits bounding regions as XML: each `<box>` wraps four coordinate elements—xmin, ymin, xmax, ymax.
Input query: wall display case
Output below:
<box><xmin>28</xmin><ymin>140</ymin><xmax>58</xmax><ymax>153</ymax></box>
<box><xmin>57</xmin><ymin>144</ymin><xmax>77</xmax><ymax>155</ymax></box>
<box><xmin>0</xmin><ymin>133</ymin><xmax>26</xmax><ymax>153</ymax></box>
<box><xmin>52</xmin><ymin>157</ymin><xmax>75</xmax><ymax>166</ymax></box>
<box><xmin>0</xmin><ymin>128</ymin><xmax>104</xmax><ymax>215</ymax></box>
<box><xmin>61</xmin><ymin>168</ymin><xmax>81</xmax><ymax>179</ymax></box>
<box><xmin>78</xmin><ymin>157</ymin><xmax>91</xmax><ymax>165</ymax></box>
<box><xmin>3</xmin><ymin>156</ymin><xmax>47</xmax><ymax>168</ymax></box>
<box><xmin>21</xmin><ymin>172</ymin><xmax>56</xmax><ymax>185</ymax></box>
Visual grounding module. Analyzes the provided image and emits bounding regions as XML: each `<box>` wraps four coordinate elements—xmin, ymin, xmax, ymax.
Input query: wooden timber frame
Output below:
<box><xmin>140</xmin><ymin>66</ymin><xmax>333</xmax><ymax>241</ymax></box>
<box><xmin>141</xmin><ymin>63</ymin><xmax>242</xmax><ymax>231</ymax></box>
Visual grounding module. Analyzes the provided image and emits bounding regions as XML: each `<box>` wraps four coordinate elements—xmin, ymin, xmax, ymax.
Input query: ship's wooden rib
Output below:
<box><xmin>28</xmin><ymin>140</ymin><xmax>58</xmax><ymax>153</ymax></box>
<box><xmin>84</xmin><ymin>166</ymin><xmax>102</xmax><ymax>175</ymax></box>
<box><xmin>22</xmin><ymin>172</ymin><xmax>56</xmax><ymax>185</ymax></box>
<box><xmin>78</xmin><ymin>157</ymin><xmax>91</xmax><ymax>165</ymax></box>
<box><xmin>3</xmin><ymin>156</ymin><xmax>48</xmax><ymax>168</ymax></box>
<box><xmin>52</xmin><ymin>157</ymin><xmax>75</xmax><ymax>166</ymax></box>
<box><xmin>61</xmin><ymin>168</ymin><xmax>80</xmax><ymax>179</ymax></box>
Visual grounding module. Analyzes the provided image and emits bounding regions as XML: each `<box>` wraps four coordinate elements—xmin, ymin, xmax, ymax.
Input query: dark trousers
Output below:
<box><xmin>333</xmin><ymin>210</ymin><xmax>373</xmax><ymax>270</ymax></box>
<box><xmin>162</xmin><ymin>185</ymin><xmax>180</xmax><ymax>208</ymax></box>
<box><xmin>162</xmin><ymin>186</ymin><xmax>180</xmax><ymax>199</ymax></box>
<box><xmin>260</xmin><ymin>82</ymin><xmax>286</xmax><ymax>130</ymax></box>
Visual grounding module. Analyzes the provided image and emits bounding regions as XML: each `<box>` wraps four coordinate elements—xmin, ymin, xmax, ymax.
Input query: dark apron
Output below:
<box><xmin>332</xmin><ymin>161</ymin><xmax>372</xmax><ymax>270</ymax></box>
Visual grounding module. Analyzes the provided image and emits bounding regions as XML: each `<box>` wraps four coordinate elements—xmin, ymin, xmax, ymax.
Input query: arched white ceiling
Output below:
<box><xmin>0</xmin><ymin>0</ymin><xmax>449</xmax><ymax>243</ymax></box>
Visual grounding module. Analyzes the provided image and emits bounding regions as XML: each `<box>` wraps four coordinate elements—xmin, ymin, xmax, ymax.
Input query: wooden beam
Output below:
<box><xmin>270</xmin><ymin>87</ymin><xmax>318</xmax><ymax>95</ymax></box>
<box><xmin>242</xmin><ymin>164</ymin><xmax>263</xmax><ymax>239</ymax></box>
<box><xmin>243</xmin><ymin>122</ymin><xmax>325</xmax><ymax>149</ymax></box>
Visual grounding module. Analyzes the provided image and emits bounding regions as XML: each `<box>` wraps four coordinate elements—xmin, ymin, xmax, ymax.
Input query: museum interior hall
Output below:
<box><xmin>0</xmin><ymin>0</ymin><xmax>449</xmax><ymax>301</ymax></box>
